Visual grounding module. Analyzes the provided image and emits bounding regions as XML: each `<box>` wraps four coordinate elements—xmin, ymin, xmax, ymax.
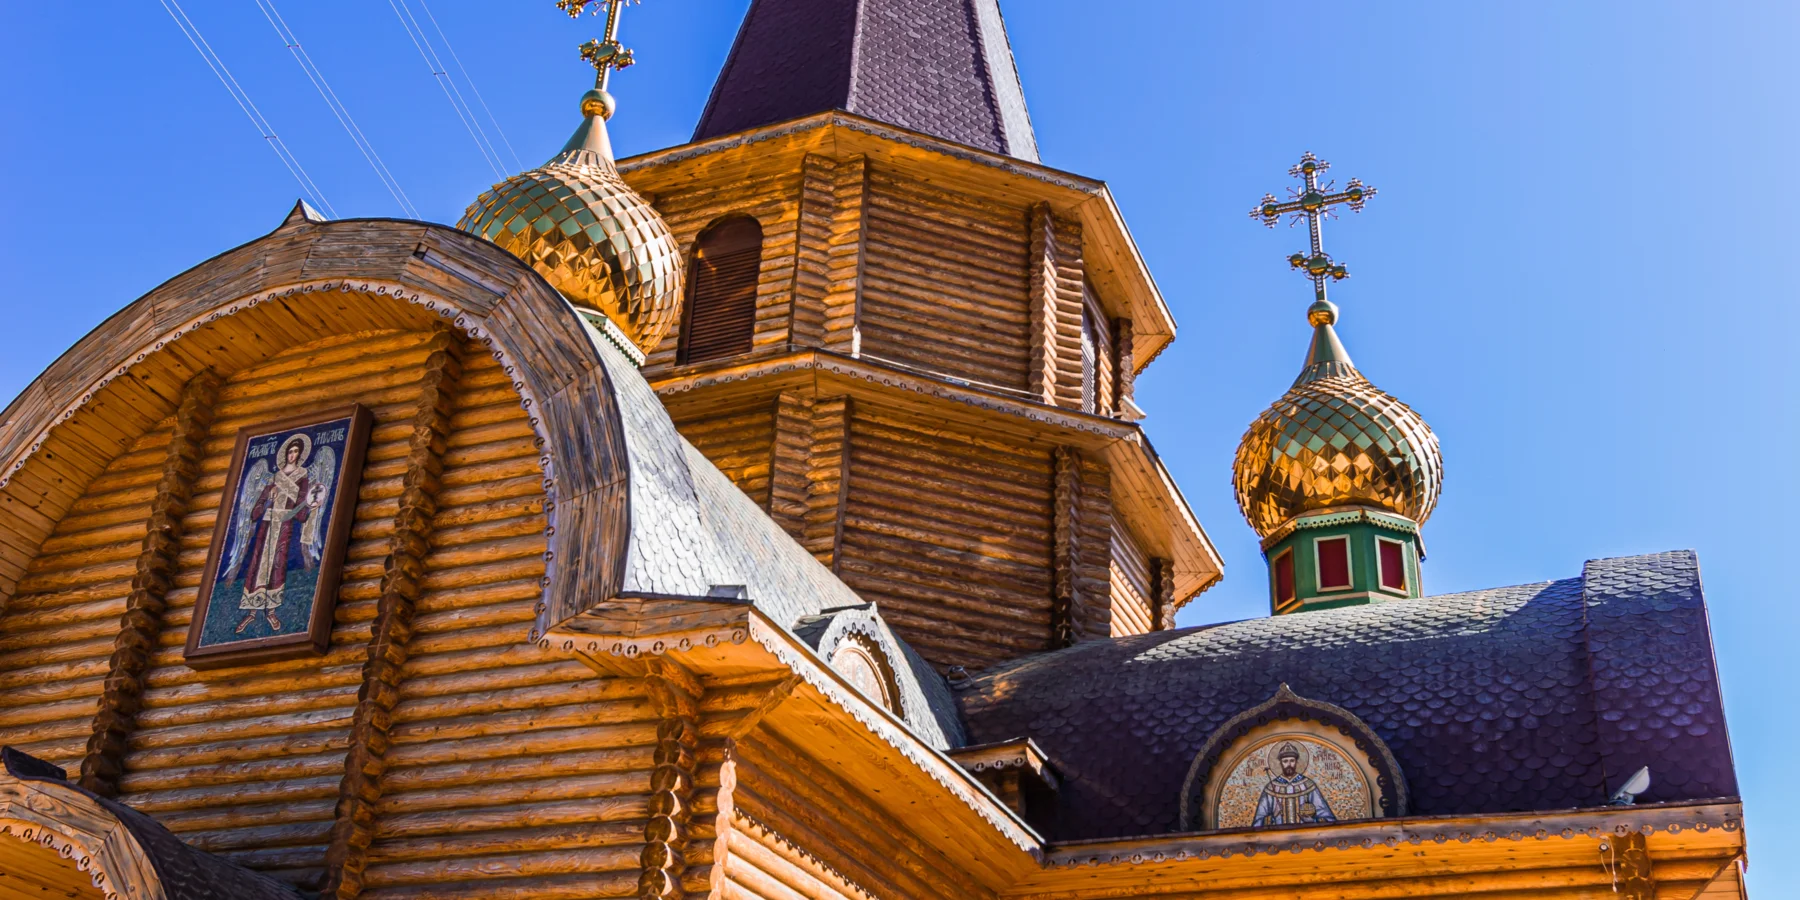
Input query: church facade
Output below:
<box><xmin>0</xmin><ymin>2</ymin><xmax>1745</xmax><ymax>899</ymax></box>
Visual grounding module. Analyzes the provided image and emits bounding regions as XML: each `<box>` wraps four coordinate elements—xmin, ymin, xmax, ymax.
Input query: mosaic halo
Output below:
<box><xmin>1232</xmin><ymin>369</ymin><xmax>1443</xmax><ymax>539</ymax></box>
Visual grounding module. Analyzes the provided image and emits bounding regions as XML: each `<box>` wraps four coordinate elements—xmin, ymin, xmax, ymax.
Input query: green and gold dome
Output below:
<box><xmin>459</xmin><ymin>79</ymin><xmax>682</xmax><ymax>354</ymax></box>
<box><xmin>1233</xmin><ymin>299</ymin><xmax>1443</xmax><ymax>540</ymax></box>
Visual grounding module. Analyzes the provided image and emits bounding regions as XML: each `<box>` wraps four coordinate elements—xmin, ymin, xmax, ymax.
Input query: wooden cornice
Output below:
<box><xmin>543</xmin><ymin>600</ymin><xmax>1044</xmax><ymax>891</ymax></box>
<box><xmin>652</xmin><ymin>349</ymin><xmax>1224</xmax><ymax>605</ymax></box>
<box><xmin>1015</xmin><ymin>800</ymin><xmax>1745</xmax><ymax>899</ymax></box>
<box><xmin>618</xmin><ymin>112</ymin><xmax>1177</xmax><ymax>375</ymax></box>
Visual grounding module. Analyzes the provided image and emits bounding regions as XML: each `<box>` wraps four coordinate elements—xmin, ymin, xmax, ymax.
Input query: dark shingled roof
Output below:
<box><xmin>694</xmin><ymin>0</ymin><xmax>1038</xmax><ymax>160</ymax></box>
<box><xmin>956</xmin><ymin>551</ymin><xmax>1737</xmax><ymax>841</ymax></box>
<box><xmin>2</xmin><ymin>748</ymin><xmax>303</xmax><ymax>899</ymax></box>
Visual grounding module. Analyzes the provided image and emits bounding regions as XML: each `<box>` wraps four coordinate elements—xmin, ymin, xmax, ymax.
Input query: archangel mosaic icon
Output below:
<box><xmin>185</xmin><ymin>406</ymin><xmax>371</xmax><ymax>667</ymax></box>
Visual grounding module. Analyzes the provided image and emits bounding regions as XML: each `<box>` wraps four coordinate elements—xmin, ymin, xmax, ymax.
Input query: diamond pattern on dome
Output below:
<box><xmin>460</xmin><ymin>157</ymin><xmax>683</xmax><ymax>353</ymax></box>
<box><xmin>1233</xmin><ymin>369</ymin><xmax>1443</xmax><ymax>538</ymax></box>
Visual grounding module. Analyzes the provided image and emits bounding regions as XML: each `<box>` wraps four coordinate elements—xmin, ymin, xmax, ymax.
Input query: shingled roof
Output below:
<box><xmin>956</xmin><ymin>551</ymin><xmax>1737</xmax><ymax>841</ymax></box>
<box><xmin>693</xmin><ymin>0</ymin><xmax>1039</xmax><ymax>160</ymax></box>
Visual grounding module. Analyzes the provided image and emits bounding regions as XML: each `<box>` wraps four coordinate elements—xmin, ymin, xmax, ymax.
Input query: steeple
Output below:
<box><xmin>1233</xmin><ymin>154</ymin><xmax>1442</xmax><ymax>614</ymax></box>
<box><xmin>694</xmin><ymin>0</ymin><xmax>1039</xmax><ymax>160</ymax></box>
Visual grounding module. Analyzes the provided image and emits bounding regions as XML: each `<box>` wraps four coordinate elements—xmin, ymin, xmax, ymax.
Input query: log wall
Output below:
<box><xmin>0</xmin><ymin>326</ymin><xmax>709</xmax><ymax>897</ymax></box>
<box><xmin>859</xmin><ymin>171</ymin><xmax>1032</xmax><ymax>393</ymax></box>
<box><xmin>672</xmin><ymin>406</ymin><xmax>776</xmax><ymax>511</ymax></box>
<box><xmin>837</xmin><ymin>406</ymin><xmax>1053</xmax><ymax>671</ymax></box>
<box><xmin>721</xmin><ymin>730</ymin><xmax>988</xmax><ymax>900</ymax></box>
<box><xmin>0</xmin><ymin>420</ymin><xmax>169</xmax><ymax>771</ymax></box>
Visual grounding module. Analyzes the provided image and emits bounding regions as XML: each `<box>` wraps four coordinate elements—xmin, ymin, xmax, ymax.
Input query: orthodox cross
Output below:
<box><xmin>562</xmin><ymin>0</ymin><xmax>638</xmax><ymax>91</ymax></box>
<box><xmin>1250</xmin><ymin>153</ymin><xmax>1375</xmax><ymax>303</ymax></box>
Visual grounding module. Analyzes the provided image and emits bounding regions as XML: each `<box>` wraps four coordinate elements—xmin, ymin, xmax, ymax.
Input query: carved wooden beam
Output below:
<box><xmin>1113</xmin><ymin>316</ymin><xmax>1135</xmax><ymax>415</ymax></box>
<box><xmin>1027</xmin><ymin>203</ymin><xmax>1060</xmax><ymax>406</ymax></box>
<box><xmin>1604</xmin><ymin>831</ymin><xmax>1656</xmax><ymax>900</ymax></box>
<box><xmin>1051</xmin><ymin>446</ymin><xmax>1081</xmax><ymax>648</ymax></box>
<box><xmin>768</xmin><ymin>390</ymin><xmax>812</xmax><ymax>538</ymax></box>
<box><xmin>79</xmin><ymin>370</ymin><xmax>222</xmax><ymax>797</ymax></box>
<box><xmin>322</xmin><ymin>330</ymin><xmax>461</xmax><ymax>899</ymax></box>
<box><xmin>821</xmin><ymin>155</ymin><xmax>869</xmax><ymax>358</ymax></box>
<box><xmin>1027</xmin><ymin>204</ymin><xmax>1087</xmax><ymax>410</ymax></box>
<box><xmin>642</xmin><ymin>658</ymin><xmax>702</xmax><ymax>900</ymax></box>
<box><xmin>768</xmin><ymin>391</ymin><xmax>853</xmax><ymax>571</ymax></box>
<box><xmin>1073</xmin><ymin>453</ymin><xmax>1113</xmax><ymax>641</ymax></box>
<box><xmin>1150</xmin><ymin>556</ymin><xmax>1176</xmax><ymax>631</ymax></box>
<box><xmin>789</xmin><ymin>154</ymin><xmax>835</xmax><ymax>350</ymax></box>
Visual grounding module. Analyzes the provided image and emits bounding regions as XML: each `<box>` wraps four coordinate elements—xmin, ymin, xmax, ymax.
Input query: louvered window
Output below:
<box><xmin>678</xmin><ymin>216</ymin><xmax>763</xmax><ymax>364</ymax></box>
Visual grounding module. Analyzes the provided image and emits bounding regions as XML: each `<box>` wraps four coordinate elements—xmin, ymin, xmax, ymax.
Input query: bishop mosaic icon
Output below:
<box><xmin>1252</xmin><ymin>741</ymin><xmax>1338</xmax><ymax>826</ymax></box>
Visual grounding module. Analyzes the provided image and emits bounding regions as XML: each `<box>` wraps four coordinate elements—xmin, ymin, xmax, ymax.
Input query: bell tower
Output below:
<box><xmin>1233</xmin><ymin>154</ymin><xmax>1442</xmax><ymax>614</ymax></box>
<box><xmin>615</xmin><ymin>0</ymin><xmax>1224</xmax><ymax>671</ymax></box>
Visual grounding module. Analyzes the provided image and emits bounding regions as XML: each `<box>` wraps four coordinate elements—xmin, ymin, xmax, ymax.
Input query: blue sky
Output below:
<box><xmin>2</xmin><ymin>0</ymin><xmax>1793</xmax><ymax>886</ymax></box>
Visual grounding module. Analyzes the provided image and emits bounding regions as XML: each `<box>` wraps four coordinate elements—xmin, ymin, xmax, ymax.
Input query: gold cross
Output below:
<box><xmin>1250</xmin><ymin>153</ymin><xmax>1376</xmax><ymax>303</ymax></box>
<box><xmin>560</xmin><ymin>0</ymin><xmax>638</xmax><ymax>91</ymax></box>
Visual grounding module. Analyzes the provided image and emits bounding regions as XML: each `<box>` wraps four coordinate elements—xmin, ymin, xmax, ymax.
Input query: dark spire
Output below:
<box><xmin>693</xmin><ymin>0</ymin><xmax>1039</xmax><ymax>161</ymax></box>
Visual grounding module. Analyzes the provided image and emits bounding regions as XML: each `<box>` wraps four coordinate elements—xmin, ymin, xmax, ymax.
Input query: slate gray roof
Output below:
<box><xmin>1</xmin><ymin>748</ymin><xmax>303</xmax><ymax>900</ymax></box>
<box><xmin>581</xmin><ymin>321</ymin><xmax>969</xmax><ymax>745</ymax></box>
<box><xmin>584</xmin><ymin>318</ymin><xmax>869</xmax><ymax>624</ymax></box>
<box><xmin>693</xmin><ymin>0</ymin><xmax>1039</xmax><ymax>160</ymax></box>
<box><xmin>955</xmin><ymin>551</ymin><xmax>1736</xmax><ymax>840</ymax></box>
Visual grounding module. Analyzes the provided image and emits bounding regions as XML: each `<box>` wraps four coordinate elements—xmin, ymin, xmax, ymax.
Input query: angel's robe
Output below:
<box><xmin>239</xmin><ymin>463</ymin><xmax>313</xmax><ymax>611</ymax></box>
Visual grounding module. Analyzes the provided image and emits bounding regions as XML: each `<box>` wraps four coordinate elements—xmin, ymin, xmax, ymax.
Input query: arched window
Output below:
<box><xmin>678</xmin><ymin>216</ymin><xmax>762</xmax><ymax>364</ymax></box>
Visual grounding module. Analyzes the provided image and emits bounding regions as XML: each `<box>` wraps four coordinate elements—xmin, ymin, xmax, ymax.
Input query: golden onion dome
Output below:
<box><xmin>1233</xmin><ymin>299</ymin><xmax>1443</xmax><ymax>539</ymax></box>
<box><xmin>458</xmin><ymin>87</ymin><xmax>683</xmax><ymax>353</ymax></box>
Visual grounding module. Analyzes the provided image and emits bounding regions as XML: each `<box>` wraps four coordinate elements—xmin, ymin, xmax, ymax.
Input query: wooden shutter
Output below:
<box><xmin>679</xmin><ymin>217</ymin><xmax>763</xmax><ymax>364</ymax></box>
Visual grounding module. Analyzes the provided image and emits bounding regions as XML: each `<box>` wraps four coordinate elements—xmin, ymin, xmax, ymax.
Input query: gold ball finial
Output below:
<box><xmin>1307</xmin><ymin>298</ymin><xmax>1338</xmax><ymax>327</ymax></box>
<box><xmin>580</xmin><ymin>88</ymin><xmax>617</xmax><ymax>120</ymax></box>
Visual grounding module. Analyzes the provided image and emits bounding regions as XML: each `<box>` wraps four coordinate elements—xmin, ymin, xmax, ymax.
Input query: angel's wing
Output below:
<box><xmin>301</xmin><ymin>446</ymin><xmax>338</xmax><ymax>564</ymax></box>
<box><xmin>222</xmin><ymin>459</ymin><xmax>271</xmax><ymax>581</ymax></box>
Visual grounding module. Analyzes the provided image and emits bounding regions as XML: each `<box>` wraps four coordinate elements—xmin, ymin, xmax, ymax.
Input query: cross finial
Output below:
<box><xmin>1250</xmin><ymin>152</ymin><xmax>1376</xmax><ymax>304</ymax></box>
<box><xmin>561</xmin><ymin>0</ymin><xmax>638</xmax><ymax>91</ymax></box>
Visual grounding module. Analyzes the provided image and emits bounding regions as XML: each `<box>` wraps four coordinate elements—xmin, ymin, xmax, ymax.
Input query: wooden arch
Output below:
<box><xmin>1178</xmin><ymin>683</ymin><xmax>1408</xmax><ymax>831</ymax></box>
<box><xmin>0</xmin><ymin>205</ymin><xmax>633</xmax><ymax>637</ymax></box>
<box><xmin>0</xmin><ymin>762</ymin><xmax>162</xmax><ymax>899</ymax></box>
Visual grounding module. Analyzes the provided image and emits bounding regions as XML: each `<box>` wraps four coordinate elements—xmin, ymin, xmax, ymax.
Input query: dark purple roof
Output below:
<box><xmin>955</xmin><ymin>551</ymin><xmax>1737</xmax><ymax>841</ymax></box>
<box><xmin>693</xmin><ymin>0</ymin><xmax>1038</xmax><ymax>160</ymax></box>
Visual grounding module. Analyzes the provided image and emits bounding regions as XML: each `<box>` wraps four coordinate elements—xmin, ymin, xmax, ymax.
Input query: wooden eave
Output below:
<box><xmin>1012</xmin><ymin>800</ymin><xmax>1747</xmax><ymax>898</ymax></box>
<box><xmin>651</xmin><ymin>349</ymin><xmax>1224</xmax><ymax>604</ymax></box>
<box><xmin>618</xmin><ymin>111</ymin><xmax>1178</xmax><ymax>375</ymax></box>
<box><xmin>547</xmin><ymin>601</ymin><xmax>1043</xmax><ymax>893</ymax></box>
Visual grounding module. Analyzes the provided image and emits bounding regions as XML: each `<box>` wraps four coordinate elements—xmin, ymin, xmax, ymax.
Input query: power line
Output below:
<box><xmin>415</xmin><ymin>0</ymin><xmax>523</xmax><ymax>171</ymax></box>
<box><xmin>255</xmin><ymin>0</ymin><xmax>420</xmax><ymax>219</ymax></box>
<box><xmin>157</xmin><ymin>0</ymin><xmax>336</xmax><ymax>217</ymax></box>
<box><xmin>386</xmin><ymin>0</ymin><xmax>509</xmax><ymax>180</ymax></box>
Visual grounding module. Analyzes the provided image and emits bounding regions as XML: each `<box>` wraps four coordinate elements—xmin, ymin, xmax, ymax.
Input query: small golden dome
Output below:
<box><xmin>459</xmin><ymin>88</ymin><xmax>682</xmax><ymax>353</ymax></box>
<box><xmin>1233</xmin><ymin>301</ymin><xmax>1443</xmax><ymax>538</ymax></box>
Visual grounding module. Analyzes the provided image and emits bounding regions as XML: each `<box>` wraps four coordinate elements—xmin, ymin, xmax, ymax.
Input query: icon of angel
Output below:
<box><xmin>219</xmin><ymin>433</ymin><xmax>338</xmax><ymax>635</ymax></box>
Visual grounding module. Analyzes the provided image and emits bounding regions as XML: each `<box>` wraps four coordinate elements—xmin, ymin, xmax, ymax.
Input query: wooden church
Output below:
<box><xmin>0</xmin><ymin>1</ymin><xmax>1746</xmax><ymax>898</ymax></box>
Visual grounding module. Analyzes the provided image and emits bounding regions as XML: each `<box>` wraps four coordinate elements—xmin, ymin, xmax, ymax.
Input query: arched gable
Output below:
<box><xmin>1180</xmin><ymin>683</ymin><xmax>1407</xmax><ymax>831</ymax></box>
<box><xmin>0</xmin><ymin>203</ymin><xmax>686</xmax><ymax>638</ymax></box>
